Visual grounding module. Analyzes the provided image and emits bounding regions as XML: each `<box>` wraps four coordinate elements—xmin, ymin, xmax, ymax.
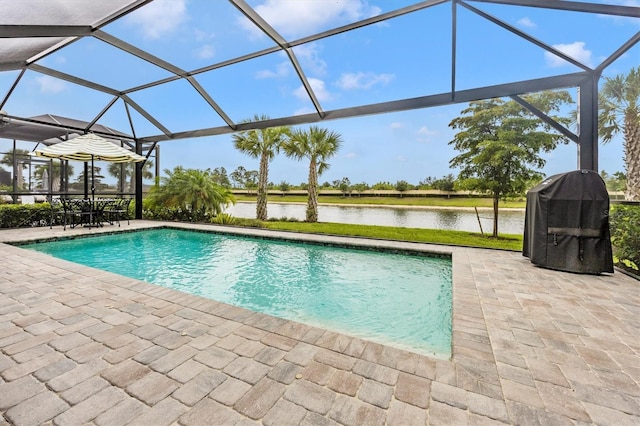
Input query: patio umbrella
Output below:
<box><xmin>33</xmin><ymin>133</ymin><xmax>145</xmax><ymax>199</ymax></box>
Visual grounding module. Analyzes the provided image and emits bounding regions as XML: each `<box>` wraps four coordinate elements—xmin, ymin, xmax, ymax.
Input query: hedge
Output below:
<box><xmin>0</xmin><ymin>202</ymin><xmax>133</xmax><ymax>229</ymax></box>
<box><xmin>0</xmin><ymin>203</ymin><xmax>55</xmax><ymax>228</ymax></box>
<box><xmin>610</xmin><ymin>204</ymin><xmax>640</xmax><ymax>274</ymax></box>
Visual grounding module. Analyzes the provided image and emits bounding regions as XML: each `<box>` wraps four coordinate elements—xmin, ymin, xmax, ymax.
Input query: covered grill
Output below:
<box><xmin>523</xmin><ymin>170</ymin><xmax>613</xmax><ymax>274</ymax></box>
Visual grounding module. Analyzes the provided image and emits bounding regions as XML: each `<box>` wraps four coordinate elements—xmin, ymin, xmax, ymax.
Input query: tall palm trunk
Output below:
<box><xmin>624</xmin><ymin>110</ymin><xmax>640</xmax><ymax>201</ymax></box>
<box><xmin>492</xmin><ymin>192</ymin><xmax>499</xmax><ymax>238</ymax></box>
<box><xmin>257</xmin><ymin>153</ymin><xmax>269</xmax><ymax>220</ymax></box>
<box><xmin>307</xmin><ymin>158</ymin><xmax>318</xmax><ymax>222</ymax></box>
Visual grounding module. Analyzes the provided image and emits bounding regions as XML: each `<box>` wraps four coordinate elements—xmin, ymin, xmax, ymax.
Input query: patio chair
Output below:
<box><xmin>104</xmin><ymin>198</ymin><xmax>131</xmax><ymax>227</ymax></box>
<box><xmin>49</xmin><ymin>198</ymin><xmax>63</xmax><ymax>229</ymax></box>
<box><xmin>60</xmin><ymin>198</ymin><xmax>91</xmax><ymax>230</ymax></box>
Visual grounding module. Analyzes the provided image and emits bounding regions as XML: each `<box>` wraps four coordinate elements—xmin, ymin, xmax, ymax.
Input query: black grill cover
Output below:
<box><xmin>523</xmin><ymin>170</ymin><xmax>613</xmax><ymax>274</ymax></box>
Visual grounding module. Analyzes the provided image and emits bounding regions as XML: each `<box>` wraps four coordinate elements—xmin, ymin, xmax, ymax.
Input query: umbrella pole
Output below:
<box><xmin>91</xmin><ymin>155</ymin><xmax>95</xmax><ymax>201</ymax></box>
<box><xmin>84</xmin><ymin>162</ymin><xmax>89</xmax><ymax>199</ymax></box>
<box><xmin>91</xmin><ymin>156</ymin><xmax>95</xmax><ymax>227</ymax></box>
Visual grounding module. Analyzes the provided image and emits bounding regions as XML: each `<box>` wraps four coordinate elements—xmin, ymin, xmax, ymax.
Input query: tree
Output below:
<box><xmin>599</xmin><ymin>67</ymin><xmax>640</xmax><ymax>201</ymax></box>
<box><xmin>394</xmin><ymin>180</ymin><xmax>411</xmax><ymax>197</ymax></box>
<box><xmin>108</xmin><ymin>160</ymin><xmax>153</xmax><ymax>194</ymax></box>
<box><xmin>278</xmin><ymin>181</ymin><xmax>291</xmax><ymax>195</ymax></box>
<box><xmin>600</xmin><ymin>170</ymin><xmax>626</xmax><ymax>192</ymax></box>
<box><xmin>334</xmin><ymin>177</ymin><xmax>351</xmax><ymax>197</ymax></box>
<box><xmin>70</xmin><ymin>165</ymin><xmax>108</xmax><ymax>191</ymax></box>
<box><xmin>230</xmin><ymin>166</ymin><xmax>247</xmax><ymax>188</ymax></box>
<box><xmin>372</xmin><ymin>181</ymin><xmax>394</xmax><ymax>190</ymax></box>
<box><xmin>244</xmin><ymin>170</ymin><xmax>259</xmax><ymax>194</ymax></box>
<box><xmin>282</xmin><ymin>126</ymin><xmax>342</xmax><ymax>222</ymax></box>
<box><xmin>211</xmin><ymin>167</ymin><xmax>230</xmax><ymax>187</ymax></box>
<box><xmin>34</xmin><ymin>160</ymin><xmax>74</xmax><ymax>192</ymax></box>
<box><xmin>232</xmin><ymin>115</ymin><xmax>290</xmax><ymax>220</ymax></box>
<box><xmin>433</xmin><ymin>174</ymin><xmax>456</xmax><ymax>195</ymax></box>
<box><xmin>1</xmin><ymin>148</ymin><xmax>30</xmax><ymax>190</ymax></box>
<box><xmin>449</xmin><ymin>91</ymin><xmax>572</xmax><ymax>237</ymax></box>
<box><xmin>147</xmin><ymin>166</ymin><xmax>235</xmax><ymax>221</ymax></box>
<box><xmin>352</xmin><ymin>182</ymin><xmax>369</xmax><ymax>196</ymax></box>
<box><xmin>418</xmin><ymin>176</ymin><xmax>435</xmax><ymax>189</ymax></box>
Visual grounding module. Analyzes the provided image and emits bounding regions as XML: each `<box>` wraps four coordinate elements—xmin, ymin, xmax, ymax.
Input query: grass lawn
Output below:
<box><xmin>234</xmin><ymin>219</ymin><xmax>524</xmax><ymax>251</ymax></box>
<box><xmin>229</xmin><ymin>195</ymin><xmax>524</xmax><ymax>251</ymax></box>
<box><xmin>234</xmin><ymin>194</ymin><xmax>526</xmax><ymax>209</ymax></box>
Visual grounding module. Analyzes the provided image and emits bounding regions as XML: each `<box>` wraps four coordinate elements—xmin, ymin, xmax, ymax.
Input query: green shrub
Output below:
<box><xmin>0</xmin><ymin>203</ymin><xmax>54</xmax><ymax>228</ymax></box>
<box><xmin>211</xmin><ymin>213</ymin><xmax>236</xmax><ymax>225</ymax></box>
<box><xmin>143</xmin><ymin>205</ymin><xmax>195</xmax><ymax>221</ymax></box>
<box><xmin>610</xmin><ymin>204</ymin><xmax>640</xmax><ymax>273</ymax></box>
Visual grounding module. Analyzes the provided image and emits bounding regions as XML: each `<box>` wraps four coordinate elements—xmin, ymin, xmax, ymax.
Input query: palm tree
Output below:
<box><xmin>147</xmin><ymin>167</ymin><xmax>235</xmax><ymax>221</ymax></box>
<box><xmin>282</xmin><ymin>126</ymin><xmax>342</xmax><ymax>222</ymax></box>
<box><xmin>232</xmin><ymin>115</ymin><xmax>290</xmax><ymax>220</ymax></box>
<box><xmin>108</xmin><ymin>160</ymin><xmax>153</xmax><ymax>194</ymax></box>
<box><xmin>1</xmin><ymin>148</ymin><xmax>30</xmax><ymax>190</ymax></box>
<box><xmin>34</xmin><ymin>160</ymin><xmax>74</xmax><ymax>192</ymax></box>
<box><xmin>599</xmin><ymin>67</ymin><xmax>640</xmax><ymax>201</ymax></box>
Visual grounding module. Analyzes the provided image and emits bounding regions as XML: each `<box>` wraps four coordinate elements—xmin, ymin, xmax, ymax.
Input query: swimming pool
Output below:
<box><xmin>23</xmin><ymin>228</ymin><xmax>452</xmax><ymax>357</ymax></box>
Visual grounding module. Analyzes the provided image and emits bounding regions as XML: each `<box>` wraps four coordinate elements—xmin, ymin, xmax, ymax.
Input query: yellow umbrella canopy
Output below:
<box><xmin>33</xmin><ymin>133</ymin><xmax>145</xmax><ymax>163</ymax></box>
<box><xmin>33</xmin><ymin>133</ymin><xmax>146</xmax><ymax>199</ymax></box>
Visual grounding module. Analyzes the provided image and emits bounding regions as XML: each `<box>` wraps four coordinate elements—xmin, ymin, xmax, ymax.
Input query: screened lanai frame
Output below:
<box><xmin>0</xmin><ymin>0</ymin><xmax>638</xmax><ymax>218</ymax></box>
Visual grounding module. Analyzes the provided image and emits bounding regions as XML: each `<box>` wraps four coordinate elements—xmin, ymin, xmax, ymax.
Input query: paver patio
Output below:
<box><xmin>1</xmin><ymin>221</ymin><xmax>638</xmax><ymax>425</ymax></box>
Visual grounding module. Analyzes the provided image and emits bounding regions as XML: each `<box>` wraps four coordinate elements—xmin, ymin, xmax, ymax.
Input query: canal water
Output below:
<box><xmin>226</xmin><ymin>202</ymin><xmax>525</xmax><ymax>235</ymax></box>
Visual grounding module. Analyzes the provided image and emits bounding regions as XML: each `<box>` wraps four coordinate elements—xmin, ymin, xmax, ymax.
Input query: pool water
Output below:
<box><xmin>24</xmin><ymin>228</ymin><xmax>452</xmax><ymax>357</ymax></box>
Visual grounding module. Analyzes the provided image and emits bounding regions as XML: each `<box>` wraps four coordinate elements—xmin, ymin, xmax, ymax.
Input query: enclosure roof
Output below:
<box><xmin>0</xmin><ymin>113</ymin><xmax>131</xmax><ymax>145</ymax></box>
<box><xmin>0</xmin><ymin>0</ymin><xmax>638</xmax><ymax>152</ymax></box>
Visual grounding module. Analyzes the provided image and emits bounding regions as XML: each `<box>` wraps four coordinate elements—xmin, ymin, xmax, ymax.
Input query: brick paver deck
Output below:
<box><xmin>1</xmin><ymin>221</ymin><xmax>638</xmax><ymax>425</ymax></box>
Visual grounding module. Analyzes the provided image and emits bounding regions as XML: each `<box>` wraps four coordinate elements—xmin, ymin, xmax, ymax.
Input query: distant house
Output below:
<box><xmin>0</xmin><ymin>169</ymin><xmax>10</xmax><ymax>187</ymax></box>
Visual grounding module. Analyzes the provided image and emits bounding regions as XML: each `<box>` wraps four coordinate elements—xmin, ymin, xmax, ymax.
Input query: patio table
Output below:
<box><xmin>60</xmin><ymin>198</ymin><xmax>116</xmax><ymax>229</ymax></box>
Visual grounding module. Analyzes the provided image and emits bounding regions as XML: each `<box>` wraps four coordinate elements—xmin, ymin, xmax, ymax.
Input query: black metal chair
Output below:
<box><xmin>104</xmin><ymin>198</ymin><xmax>131</xmax><ymax>227</ymax></box>
<box><xmin>49</xmin><ymin>198</ymin><xmax>63</xmax><ymax>229</ymax></box>
<box><xmin>59</xmin><ymin>198</ymin><xmax>91</xmax><ymax>230</ymax></box>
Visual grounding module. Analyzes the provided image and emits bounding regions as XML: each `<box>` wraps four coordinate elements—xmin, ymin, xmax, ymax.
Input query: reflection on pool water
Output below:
<box><xmin>24</xmin><ymin>228</ymin><xmax>453</xmax><ymax>358</ymax></box>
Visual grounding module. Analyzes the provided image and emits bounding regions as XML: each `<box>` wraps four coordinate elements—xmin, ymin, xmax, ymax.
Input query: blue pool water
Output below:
<box><xmin>24</xmin><ymin>228</ymin><xmax>452</xmax><ymax>357</ymax></box>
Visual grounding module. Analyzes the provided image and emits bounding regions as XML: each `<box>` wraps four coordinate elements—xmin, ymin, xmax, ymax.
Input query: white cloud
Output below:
<box><xmin>293</xmin><ymin>43</ymin><xmax>327</xmax><ymax>77</ymax></box>
<box><xmin>390</xmin><ymin>122</ymin><xmax>404</xmax><ymax>129</ymax></box>
<box><xmin>35</xmin><ymin>76</ymin><xmax>66</xmax><ymax>93</ymax></box>
<box><xmin>418</xmin><ymin>126</ymin><xmax>436</xmax><ymax>136</ymax></box>
<box><xmin>294</xmin><ymin>78</ymin><xmax>332</xmax><ymax>102</ymax></box>
<box><xmin>346</xmin><ymin>152</ymin><xmax>357</xmax><ymax>158</ymax></box>
<box><xmin>417</xmin><ymin>126</ymin><xmax>437</xmax><ymax>143</ymax></box>
<box><xmin>293</xmin><ymin>107</ymin><xmax>315</xmax><ymax>115</ymax></box>
<box><xmin>336</xmin><ymin>72</ymin><xmax>394</xmax><ymax>90</ymax></box>
<box><xmin>125</xmin><ymin>0</ymin><xmax>188</xmax><ymax>40</ymax></box>
<box><xmin>193</xmin><ymin>29</ymin><xmax>215</xmax><ymax>42</ymax></box>
<box><xmin>396</xmin><ymin>155</ymin><xmax>408</xmax><ymax>162</ymax></box>
<box><xmin>194</xmin><ymin>44</ymin><xmax>215</xmax><ymax>59</ymax></box>
<box><xmin>239</xmin><ymin>0</ymin><xmax>381</xmax><ymax>38</ymax></box>
<box><xmin>256</xmin><ymin>62</ymin><xmax>290</xmax><ymax>79</ymax></box>
<box><xmin>544</xmin><ymin>41</ymin><xmax>593</xmax><ymax>68</ymax></box>
<box><xmin>517</xmin><ymin>17</ymin><xmax>536</xmax><ymax>28</ymax></box>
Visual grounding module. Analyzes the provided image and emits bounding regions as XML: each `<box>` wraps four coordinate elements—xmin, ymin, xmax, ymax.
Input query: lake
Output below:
<box><xmin>226</xmin><ymin>202</ymin><xmax>525</xmax><ymax>235</ymax></box>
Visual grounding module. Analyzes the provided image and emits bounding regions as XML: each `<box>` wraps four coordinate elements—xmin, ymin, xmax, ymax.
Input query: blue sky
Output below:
<box><xmin>1</xmin><ymin>0</ymin><xmax>638</xmax><ymax>186</ymax></box>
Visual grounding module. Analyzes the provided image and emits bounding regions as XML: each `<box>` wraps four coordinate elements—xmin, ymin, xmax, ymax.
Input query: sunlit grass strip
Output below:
<box><xmin>250</xmin><ymin>220</ymin><xmax>523</xmax><ymax>251</ymax></box>
<box><xmin>234</xmin><ymin>195</ymin><xmax>526</xmax><ymax>209</ymax></box>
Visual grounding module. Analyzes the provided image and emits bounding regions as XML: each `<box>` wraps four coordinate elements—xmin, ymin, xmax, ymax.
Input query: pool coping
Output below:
<box><xmin>1</xmin><ymin>220</ymin><xmax>638</xmax><ymax>425</ymax></box>
<box><xmin>12</xmin><ymin>223</ymin><xmax>455</xmax><ymax>358</ymax></box>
